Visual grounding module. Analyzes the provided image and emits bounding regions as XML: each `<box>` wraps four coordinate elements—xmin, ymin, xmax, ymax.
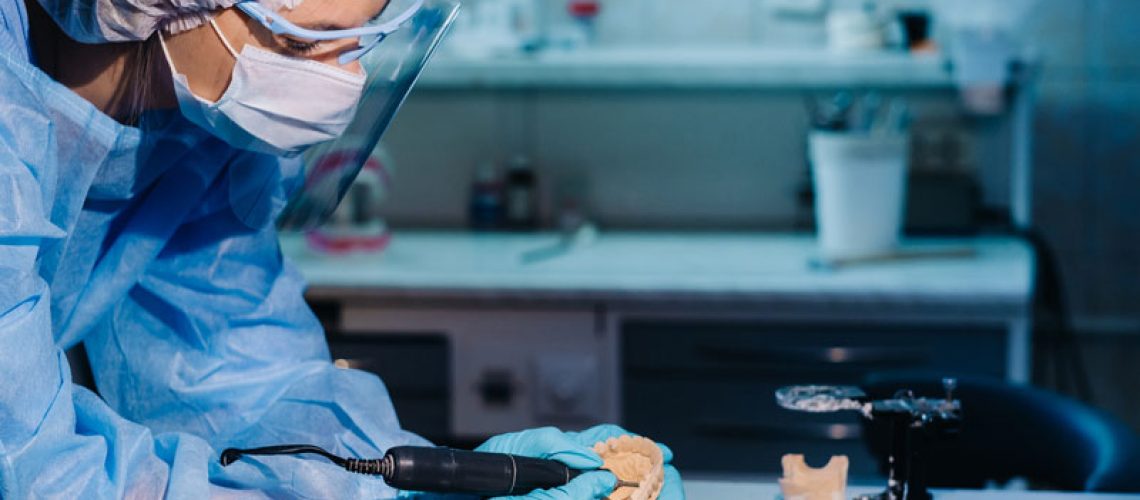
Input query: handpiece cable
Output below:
<box><xmin>220</xmin><ymin>444</ymin><xmax>389</xmax><ymax>476</ymax></box>
<box><xmin>219</xmin><ymin>443</ymin><xmax>635</xmax><ymax>496</ymax></box>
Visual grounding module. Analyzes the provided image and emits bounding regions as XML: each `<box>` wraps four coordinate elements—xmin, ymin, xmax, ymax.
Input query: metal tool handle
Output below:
<box><xmin>383</xmin><ymin>446</ymin><xmax>581</xmax><ymax>496</ymax></box>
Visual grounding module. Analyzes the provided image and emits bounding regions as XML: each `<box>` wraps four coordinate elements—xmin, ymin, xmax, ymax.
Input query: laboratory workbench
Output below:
<box><xmin>280</xmin><ymin>230</ymin><xmax>1036</xmax><ymax>476</ymax></box>
<box><xmin>281</xmin><ymin>231</ymin><xmax>1033</xmax><ymax>316</ymax></box>
<box><xmin>682</xmin><ymin>481</ymin><xmax>1137</xmax><ymax>499</ymax></box>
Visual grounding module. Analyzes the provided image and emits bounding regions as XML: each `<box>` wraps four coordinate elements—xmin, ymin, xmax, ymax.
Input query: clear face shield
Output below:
<box><xmin>276</xmin><ymin>0</ymin><xmax>460</xmax><ymax>230</ymax></box>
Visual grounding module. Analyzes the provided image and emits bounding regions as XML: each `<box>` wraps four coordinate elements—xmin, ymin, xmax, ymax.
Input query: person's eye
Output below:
<box><xmin>281</xmin><ymin>37</ymin><xmax>322</xmax><ymax>55</ymax></box>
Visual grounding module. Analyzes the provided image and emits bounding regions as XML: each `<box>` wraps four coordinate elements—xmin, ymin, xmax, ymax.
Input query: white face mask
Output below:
<box><xmin>159</xmin><ymin>19</ymin><xmax>367</xmax><ymax>157</ymax></box>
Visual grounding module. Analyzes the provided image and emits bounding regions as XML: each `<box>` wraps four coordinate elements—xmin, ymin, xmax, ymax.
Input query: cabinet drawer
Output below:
<box><xmin>623</xmin><ymin>320</ymin><xmax>1006</xmax><ymax>379</ymax></box>
<box><xmin>621</xmin><ymin>320</ymin><xmax>1008</xmax><ymax>475</ymax></box>
<box><xmin>627</xmin><ymin>378</ymin><xmax>865</xmax><ymax>440</ymax></box>
<box><xmin>625</xmin><ymin>378</ymin><xmax>877</xmax><ymax>475</ymax></box>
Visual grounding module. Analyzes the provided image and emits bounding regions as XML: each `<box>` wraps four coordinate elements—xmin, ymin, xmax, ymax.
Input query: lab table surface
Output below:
<box><xmin>280</xmin><ymin>231</ymin><xmax>1034</xmax><ymax>314</ymax></box>
<box><xmin>682</xmin><ymin>481</ymin><xmax>1137</xmax><ymax>499</ymax></box>
<box><xmin>284</xmin><ymin>232</ymin><xmax>1039</xmax><ymax>460</ymax></box>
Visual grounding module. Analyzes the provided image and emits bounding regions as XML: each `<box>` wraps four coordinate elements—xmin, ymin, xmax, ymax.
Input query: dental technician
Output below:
<box><xmin>0</xmin><ymin>0</ymin><xmax>682</xmax><ymax>496</ymax></box>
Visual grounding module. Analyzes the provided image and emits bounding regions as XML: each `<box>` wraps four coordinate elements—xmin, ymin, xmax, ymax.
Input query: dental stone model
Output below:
<box><xmin>778</xmin><ymin>454</ymin><xmax>849</xmax><ymax>500</ymax></box>
<box><xmin>593</xmin><ymin>435</ymin><xmax>664</xmax><ymax>500</ymax></box>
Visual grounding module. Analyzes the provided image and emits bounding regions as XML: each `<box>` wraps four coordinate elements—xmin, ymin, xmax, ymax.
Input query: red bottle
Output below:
<box><xmin>567</xmin><ymin>0</ymin><xmax>600</xmax><ymax>19</ymax></box>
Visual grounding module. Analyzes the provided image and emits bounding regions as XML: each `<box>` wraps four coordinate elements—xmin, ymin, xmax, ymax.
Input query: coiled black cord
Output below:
<box><xmin>220</xmin><ymin>444</ymin><xmax>391</xmax><ymax>477</ymax></box>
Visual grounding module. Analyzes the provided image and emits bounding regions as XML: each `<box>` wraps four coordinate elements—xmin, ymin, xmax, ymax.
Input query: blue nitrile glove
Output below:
<box><xmin>476</xmin><ymin>425</ymin><xmax>685</xmax><ymax>500</ymax></box>
<box><xmin>474</xmin><ymin>427</ymin><xmax>617</xmax><ymax>499</ymax></box>
<box><xmin>567</xmin><ymin>424</ymin><xmax>685</xmax><ymax>500</ymax></box>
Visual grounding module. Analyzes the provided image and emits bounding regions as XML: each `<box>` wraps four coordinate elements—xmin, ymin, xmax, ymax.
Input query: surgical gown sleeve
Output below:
<box><xmin>0</xmin><ymin>78</ymin><xmax>169</xmax><ymax>497</ymax></box>
<box><xmin>77</xmin><ymin>150</ymin><xmax>433</xmax><ymax>497</ymax></box>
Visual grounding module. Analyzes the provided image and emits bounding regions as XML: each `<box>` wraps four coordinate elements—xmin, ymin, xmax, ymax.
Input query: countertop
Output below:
<box><xmin>281</xmin><ymin>231</ymin><xmax>1034</xmax><ymax>314</ymax></box>
<box><xmin>683</xmin><ymin>481</ymin><xmax>1136</xmax><ymax>499</ymax></box>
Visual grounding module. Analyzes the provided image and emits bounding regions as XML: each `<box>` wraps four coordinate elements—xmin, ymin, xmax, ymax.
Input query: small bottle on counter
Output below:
<box><xmin>469</xmin><ymin>161</ymin><xmax>505</xmax><ymax>231</ymax></box>
<box><xmin>567</xmin><ymin>0</ymin><xmax>600</xmax><ymax>45</ymax></box>
<box><xmin>504</xmin><ymin>155</ymin><xmax>538</xmax><ymax>230</ymax></box>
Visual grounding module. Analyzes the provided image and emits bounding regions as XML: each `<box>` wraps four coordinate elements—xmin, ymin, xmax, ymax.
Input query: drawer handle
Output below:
<box><xmin>694</xmin><ymin>419</ymin><xmax>863</xmax><ymax>442</ymax></box>
<box><xmin>696</xmin><ymin>345</ymin><xmax>927</xmax><ymax>366</ymax></box>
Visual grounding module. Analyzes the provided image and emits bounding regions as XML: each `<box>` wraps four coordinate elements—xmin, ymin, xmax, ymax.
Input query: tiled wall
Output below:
<box><xmin>1027</xmin><ymin>0</ymin><xmax>1140</xmax><ymax>430</ymax></box>
<box><xmin>590</xmin><ymin>0</ymin><xmax>764</xmax><ymax>46</ymax></box>
<box><xmin>1027</xmin><ymin>0</ymin><xmax>1140</xmax><ymax>329</ymax></box>
<box><xmin>382</xmin><ymin>88</ymin><xmax>988</xmax><ymax>228</ymax></box>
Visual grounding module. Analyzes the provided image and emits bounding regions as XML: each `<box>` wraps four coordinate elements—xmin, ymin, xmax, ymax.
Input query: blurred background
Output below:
<box><xmin>286</xmin><ymin>0</ymin><xmax>1140</xmax><ymax>487</ymax></box>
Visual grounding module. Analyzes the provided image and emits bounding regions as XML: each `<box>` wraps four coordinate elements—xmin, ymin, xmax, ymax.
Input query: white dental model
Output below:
<box><xmin>778</xmin><ymin>454</ymin><xmax>849</xmax><ymax>500</ymax></box>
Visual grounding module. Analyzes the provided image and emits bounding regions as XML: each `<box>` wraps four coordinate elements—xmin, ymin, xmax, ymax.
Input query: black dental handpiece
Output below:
<box><xmin>220</xmin><ymin>445</ymin><xmax>632</xmax><ymax>496</ymax></box>
<box><xmin>378</xmin><ymin>446</ymin><xmax>582</xmax><ymax>495</ymax></box>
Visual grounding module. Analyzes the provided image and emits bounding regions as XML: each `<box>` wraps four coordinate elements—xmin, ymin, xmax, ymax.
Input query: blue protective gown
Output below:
<box><xmin>0</xmin><ymin>1</ymin><xmax>430</xmax><ymax>497</ymax></box>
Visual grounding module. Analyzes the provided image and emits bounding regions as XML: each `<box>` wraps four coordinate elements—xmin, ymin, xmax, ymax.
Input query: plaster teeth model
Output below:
<box><xmin>592</xmin><ymin>435</ymin><xmax>664</xmax><ymax>500</ymax></box>
<box><xmin>778</xmin><ymin>454</ymin><xmax>849</xmax><ymax>500</ymax></box>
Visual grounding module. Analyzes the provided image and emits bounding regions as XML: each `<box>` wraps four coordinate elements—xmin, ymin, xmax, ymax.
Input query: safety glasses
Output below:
<box><xmin>234</xmin><ymin>0</ymin><xmax>425</xmax><ymax>64</ymax></box>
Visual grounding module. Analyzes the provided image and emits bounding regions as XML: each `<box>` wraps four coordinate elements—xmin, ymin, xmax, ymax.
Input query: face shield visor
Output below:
<box><xmin>276</xmin><ymin>0</ymin><xmax>459</xmax><ymax>230</ymax></box>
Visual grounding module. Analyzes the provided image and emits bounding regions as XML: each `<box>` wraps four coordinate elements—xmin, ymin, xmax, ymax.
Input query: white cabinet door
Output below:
<box><xmin>341</xmin><ymin>304</ymin><xmax>614</xmax><ymax>438</ymax></box>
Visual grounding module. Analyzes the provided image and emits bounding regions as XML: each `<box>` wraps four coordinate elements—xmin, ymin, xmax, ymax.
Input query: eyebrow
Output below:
<box><xmin>295</xmin><ymin>22</ymin><xmax>349</xmax><ymax>31</ymax></box>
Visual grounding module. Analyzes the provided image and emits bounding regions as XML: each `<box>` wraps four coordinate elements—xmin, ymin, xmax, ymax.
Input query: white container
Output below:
<box><xmin>825</xmin><ymin>9</ymin><xmax>885</xmax><ymax>52</ymax></box>
<box><xmin>809</xmin><ymin>131</ymin><xmax>910</xmax><ymax>260</ymax></box>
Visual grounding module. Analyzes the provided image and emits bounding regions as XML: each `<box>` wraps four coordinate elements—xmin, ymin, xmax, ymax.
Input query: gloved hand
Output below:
<box><xmin>567</xmin><ymin>424</ymin><xmax>685</xmax><ymax>500</ymax></box>
<box><xmin>474</xmin><ymin>427</ymin><xmax>616</xmax><ymax>499</ymax></box>
<box><xmin>475</xmin><ymin>425</ymin><xmax>685</xmax><ymax>500</ymax></box>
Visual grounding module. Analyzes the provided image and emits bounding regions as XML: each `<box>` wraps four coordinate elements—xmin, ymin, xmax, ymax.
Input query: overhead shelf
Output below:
<box><xmin>416</xmin><ymin>47</ymin><xmax>955</xmax><ymax>90</ymax></box>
